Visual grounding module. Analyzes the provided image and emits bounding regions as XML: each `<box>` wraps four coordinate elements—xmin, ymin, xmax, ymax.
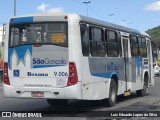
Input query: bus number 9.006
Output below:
<box><xmin>54</xmin><ymin>72</ymin><xmax>68</xmax><ymax>77</ymax></box>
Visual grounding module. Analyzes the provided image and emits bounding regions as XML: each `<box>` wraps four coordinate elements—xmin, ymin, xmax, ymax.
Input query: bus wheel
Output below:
<box><xmin>101</xmin><ymin>79</ymin><xmax>117</xmax><ymax>107</ymax></box>
<box><xmin>136</xmin><ymin>77</ymin><xmax>147</xmax><ymax>97</ymax></box>
<box><xmin>47</xmin><ymin>99</ymin><xmax>68</xmax><ymax>106</ymax></box>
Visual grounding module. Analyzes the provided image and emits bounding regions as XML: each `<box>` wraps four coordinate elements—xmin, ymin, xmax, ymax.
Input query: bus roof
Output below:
<box><xmin>79</xmin><ymin>15</ymin><xmax>141</xmax><ymax>35</ymax></box>
<box><xmin>140</xmin><ymin>32</ymin><xmax>151</xmax><ymax>38</ymax></box>
<box><xmin>9</xmin><ymin>13</ymin><xmax>143</xmax><ymax>36</ymax></box>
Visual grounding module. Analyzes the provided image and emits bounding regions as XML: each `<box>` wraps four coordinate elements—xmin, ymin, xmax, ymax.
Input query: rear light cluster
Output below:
<box><xmin>33</xmin><ymin>44</ymin><xmax>42</xmax><ymax>47</ymax></box>
<box><xmin>3</xmin><ymin>62</ymin><xmax>10</xmax><ymax>85</ymax></box>
<box><xmin>67</xmin><ymin>62</ymin><xmax>78</xmax><ymax>86</ymax></box>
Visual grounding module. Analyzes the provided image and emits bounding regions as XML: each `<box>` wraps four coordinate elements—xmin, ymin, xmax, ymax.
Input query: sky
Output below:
<box><xmin>0</xmin><ymin>0</ymin><xmax>160</xmax><ymax>31</ymax></box>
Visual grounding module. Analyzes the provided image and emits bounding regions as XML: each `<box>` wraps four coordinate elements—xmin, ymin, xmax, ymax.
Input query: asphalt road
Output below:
<box><xmin>0</xmin><ymin>77</ymin><xmax>160</xmax><ymax>120</ymax></box>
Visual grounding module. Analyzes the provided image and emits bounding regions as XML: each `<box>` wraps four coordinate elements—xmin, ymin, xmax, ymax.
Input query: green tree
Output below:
<box><xmin>146</xmin><ymin>26</ymin><xmax>160</xmax><ymax>49</ymax></box>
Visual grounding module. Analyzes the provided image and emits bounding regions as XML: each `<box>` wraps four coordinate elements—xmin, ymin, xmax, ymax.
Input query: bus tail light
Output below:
<box><xmin>3</xmin><ymin>62</ymin><xmax>10</xmax><ymax>85</ymax></box>
<box><xmin>67</xmin><ymin>62</ymin><xmax>78</xmax><ymax>86</ymax></box>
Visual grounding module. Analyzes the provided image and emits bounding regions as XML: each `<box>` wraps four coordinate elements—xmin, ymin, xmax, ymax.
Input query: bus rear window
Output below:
<box><xmin>9</xmin><ymin>22</ymin><xmax>68</xmax><ymax>47</ymax></box>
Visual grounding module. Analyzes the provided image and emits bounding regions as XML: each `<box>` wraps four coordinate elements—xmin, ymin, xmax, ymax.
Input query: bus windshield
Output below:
<box><xmin>9</xmin><ymin>22</ymin><xmax>68</xmax><ymax>47</ymax></box>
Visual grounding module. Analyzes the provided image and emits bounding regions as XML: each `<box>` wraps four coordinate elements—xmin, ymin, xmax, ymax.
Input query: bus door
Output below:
<box><xmin>147</xmin><ymin>41</ymin><xmax>152</xmax><ymax>84</ymax></box>
<box><xmin>121</xmin><ymin>32</ymin><xmax>132</xmax><ymax>94</ymax></box>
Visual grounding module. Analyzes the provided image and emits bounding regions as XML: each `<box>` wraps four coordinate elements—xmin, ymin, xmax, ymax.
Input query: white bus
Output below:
<box><xmin>3</xmin><ymin>14</ymin><xmax>154</xmax><ymax>107</ymax></box>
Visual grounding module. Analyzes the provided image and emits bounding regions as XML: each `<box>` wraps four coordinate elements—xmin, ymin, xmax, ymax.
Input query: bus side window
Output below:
<box><xmin>117</xmin><ymin>32</ymin><xmax>122</xmax><ymax>57</ymax></box>
<box><xmin>80</xmin><ymin>24</ymin><xmax>89</xmax><ymax>56</ymax></box>
<box><xmin>138</xmin><ymin>37</ymin><xmax>147</xmax><ymax>57</ymax></box>
<box><xmin>89</xmin><ymin>27</ymin><xmax>105</xmax><ymax>57</ymax></box>
<box><xmin>141</xmin><ymin>37</ymin><xmax>147</xmax><ymax>57</ymax></box>
<box><xmin>106</xmin><ymin>30</ymin><xmax>118</xmax><ymax>57</ymax></box>
<box><xmin>130</xmin><ymin>35</ymin><xmax>139</xmax><ymax>57</ymax></box>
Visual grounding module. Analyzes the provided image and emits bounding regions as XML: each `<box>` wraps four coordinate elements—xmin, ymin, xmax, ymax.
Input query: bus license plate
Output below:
<box><xmin>31</xmin><ymin>92</ymin><xmax>44</xmax><ymax>97</ymax></box>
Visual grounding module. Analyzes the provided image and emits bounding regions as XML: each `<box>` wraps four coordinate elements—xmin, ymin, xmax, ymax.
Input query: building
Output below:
<box><xmin>0</xmin><ymin>26</ymin><xmax>4</xmax><ymax>74</ymax></box>
<box><xmin>0</xmin><ymin>26</ymin><xmax>3</xmax><ymax>43</ymax></box>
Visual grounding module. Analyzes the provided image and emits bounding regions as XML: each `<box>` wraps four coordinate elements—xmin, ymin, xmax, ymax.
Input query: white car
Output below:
<box><xmin>154</xmin><ymin>62</ymin><xmax>160</xmax><ymax>76</ymax></box>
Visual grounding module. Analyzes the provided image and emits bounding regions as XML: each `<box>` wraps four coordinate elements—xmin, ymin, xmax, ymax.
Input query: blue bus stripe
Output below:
<box><xmin>10</xmin><ymin>17</ymin><xmax>33</xmax><ymax>24</ymax></box>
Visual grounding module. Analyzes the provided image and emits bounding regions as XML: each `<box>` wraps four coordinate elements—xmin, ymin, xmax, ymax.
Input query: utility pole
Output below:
<box><xmin>83</xmin><ymin>1</ymin><xmax>91</xmax><ymax>17</ymax></box>
<box><xmin>14</xmin><ymin>0</ymin><xmax>16</xmax><ymax>16</ymax></box>
<box><xmin>2</xmin><ymin>24</ymin><xmax>6</xmax><ymax>46</ymax></box>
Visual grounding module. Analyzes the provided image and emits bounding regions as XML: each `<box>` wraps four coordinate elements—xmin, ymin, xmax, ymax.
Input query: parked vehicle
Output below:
<box><xmin>154</xmin><ymin>62</ymin><xmax>160</xmax><ymax>76</ymax></box>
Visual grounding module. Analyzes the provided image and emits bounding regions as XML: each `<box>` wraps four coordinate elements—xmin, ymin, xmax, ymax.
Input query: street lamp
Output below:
<box><xmin>83</xmin><ymin>1</ymin><xmax>91</xmax><ymax>17</ymax></box>
<box><xmin>14</xmin><ymin>0</ymin><xmax>16</xmax><ymax>16</ymax></box>
<box><xmin>108</xmin><ymin>14</ymin><xmax>114</xmax><ymax>16</ymax></box>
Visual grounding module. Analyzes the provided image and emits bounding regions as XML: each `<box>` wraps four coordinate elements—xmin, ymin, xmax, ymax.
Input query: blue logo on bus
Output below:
<box><xmin>13</xmin><ymin>70</ymin><xmax>20</xmax><ymax>77</ymax></box>
<box><xmin>32</xmin><ymin>58</ymin><xmax>67</xmax><ymax>65</ymax></box>
<box><xmin>32</xmin><ymin>58</ymin><xmax>67</xmax><ymax>68</ymax></box>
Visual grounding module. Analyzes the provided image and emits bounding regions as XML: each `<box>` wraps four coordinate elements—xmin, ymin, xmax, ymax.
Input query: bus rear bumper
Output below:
<box><xmin>3</xmin><ymin>82</ymin><xmax>82</xmax><ymax>100</ymax></box>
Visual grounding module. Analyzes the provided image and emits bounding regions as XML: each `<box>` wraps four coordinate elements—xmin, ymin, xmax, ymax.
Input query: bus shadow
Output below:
<box><xmin>116</xmin><ymin>92</ymin><xmax>150</xmax><ymax>103</ymax></box>
<box><xmin>34</xmin><ymin>93</ymin><xmax>150</xmax><ymax>112</ymax></box>
<box><xmin>40</xmin><ymin>100</ymin><xmax>102</xmax><ymax>111</ymax></box>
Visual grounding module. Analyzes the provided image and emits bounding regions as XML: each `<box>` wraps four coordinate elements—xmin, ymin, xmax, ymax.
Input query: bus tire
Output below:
<box><xmin>136</xmin><ymin>76</ymin><xmax>147</xmax><ymax>97</ymax></box>
<box><xmin>102</xmin><ymin>79</ymin><xmax>117</xmax><ymax>107</ymax></box>
<box><xmin>47</xmin><ymin>99</ymin><xmax>68</xmax><ymax>106</ymax></box>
